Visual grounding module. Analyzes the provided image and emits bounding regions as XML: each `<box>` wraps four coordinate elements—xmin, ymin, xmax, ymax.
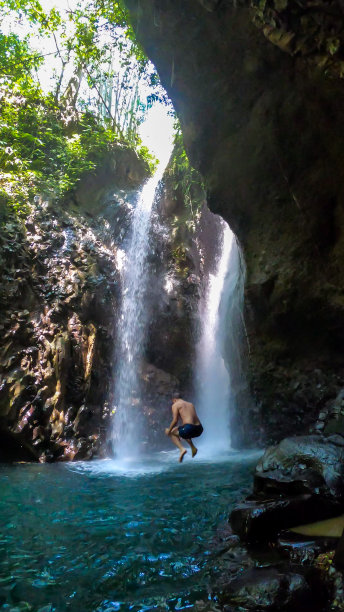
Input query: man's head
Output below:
<box><xmin>171</xmin><ymin>394</ymin><xmax>180</xmax><ymax>404</ymax></box>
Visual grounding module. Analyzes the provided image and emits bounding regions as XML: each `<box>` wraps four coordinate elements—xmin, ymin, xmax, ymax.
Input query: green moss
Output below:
<box><xmin>251</xmin><ymin>0</ymin><xmax>344</xmax><ymax>78</ymax></box>
<box><xmin>171</xmin><ymin>244</ymin><xmax>189</xmax><ymax>277</ymax></box>
<box><xmin>166</xmin><ymin>123</ymin><xmax>205</xmax><ymax>234</ymax></box>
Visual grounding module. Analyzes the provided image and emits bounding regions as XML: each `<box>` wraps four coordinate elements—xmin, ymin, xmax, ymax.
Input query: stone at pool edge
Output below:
<box><xmin>254</xmin><ymin>468</ymin><xmax>325</xmax><ymax>497</ymax></box>
<box><xmin>255</xmin><ymin>435</ymin><xmax>344</xmax><ymax>499</ymax></box>
<box><xmin>277</xmin><ymin>532</ymin><xmax>338</xmax><ymax>565</ymax></box>
<box><xmin>230</xmin><ymin>434</ymin><xmax>344</xmax><ymax>541</ymax></box>
<box><xmin>230</xmin><ymin>495</ymin><xmax>344</xmax><ymax>541</ymax></box>
<box><xmin>218</xmin><ymin>568</ymin><xmax>317</xmax><ymax>611</ymax></box>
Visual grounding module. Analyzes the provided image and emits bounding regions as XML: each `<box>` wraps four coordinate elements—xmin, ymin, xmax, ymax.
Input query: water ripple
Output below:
<box><xmin>0</xmin><ymin>453</ymin><xmax>259</xmax><ymax>611</ymax></box>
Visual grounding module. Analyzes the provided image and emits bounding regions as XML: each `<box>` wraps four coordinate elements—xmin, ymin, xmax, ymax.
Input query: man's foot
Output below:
<box><xmin>192</xmin><ymin>447</ymin><xmax>198</xmax><ymax>458</ymax></box>
<box><xmin>179</xmin><ymin>449</ymin><xmax>187</xmax><ymax>463</ymax></box>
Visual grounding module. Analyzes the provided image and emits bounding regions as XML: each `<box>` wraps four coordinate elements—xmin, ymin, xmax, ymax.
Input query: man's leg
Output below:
<box><xmin>169</xmin><ymin>427</ymin><xmax>187</xmax><ymax>462</ymax></box>
<box><xmin>185</xmin><ymin>438</ymin><xmax>197</xmax><ymax>458</ymax></box>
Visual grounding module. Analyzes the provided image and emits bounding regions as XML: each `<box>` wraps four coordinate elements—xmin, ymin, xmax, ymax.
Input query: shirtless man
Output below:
<box><xmin>165</xmin><ymin>397</ymin><xmax>203</xmax><ymax>463</ymax></box>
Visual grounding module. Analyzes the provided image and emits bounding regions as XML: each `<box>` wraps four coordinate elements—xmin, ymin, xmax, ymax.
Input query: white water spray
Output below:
<box><xmin>195</xmin><ymin>219</ymin><xmax>241</xmax><ymax>454</ymax></box>
<box><xmin>112</xmin><ymin>108</ymin><xmax>174</xmax><ymax>461</ymax></box>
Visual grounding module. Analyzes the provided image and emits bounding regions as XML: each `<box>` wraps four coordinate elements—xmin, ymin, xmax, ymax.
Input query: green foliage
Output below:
<box><xmin>0</xmin><ymin>0</ymin><xmax>61</xmax><ymax>30</ymax></box>
<box><xmin>0</xmin><ymin>0</ymin><xmax>163</xmax><ymax>218</ymax></box>
<box><xmin>167</xmin><ymin>122</ymin><xmax>204</xmax><ymax>234</ymax></box>
<box><xmin>0</xmin><ymin>33</ymin><xmax>42</xmax><ymax>88</ymax></box>
<box><xmin>136</xmin><ymin>144</ymin><xmax>158</xmax><ymax>173</ymax></box>
<box><xmin>0</xmin><ymin>89</ymin><xmax>124</xmax><ymax>208</ymax></box>
<box><xmin>251</xmin><ymin>0</ymin><xmax>344</xmax><ymax>77</ymax></box>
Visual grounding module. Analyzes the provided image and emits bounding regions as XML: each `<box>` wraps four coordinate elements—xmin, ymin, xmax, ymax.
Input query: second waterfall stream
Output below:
<box><xmin>195</xmin><ymin>219</ymin><xmax>244</xmax><ymax>456</ymax></box>
<box><xmin>111</xmin><ymin>110</ymin><xmax>244</xmax><ymax>463</ymax></box>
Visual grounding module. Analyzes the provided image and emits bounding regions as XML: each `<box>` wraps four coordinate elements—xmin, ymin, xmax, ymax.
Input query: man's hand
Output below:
<box><xmin>165</xmin><ymin>428</ymin><xmax>170</xmax><ymax>436</ymax></box>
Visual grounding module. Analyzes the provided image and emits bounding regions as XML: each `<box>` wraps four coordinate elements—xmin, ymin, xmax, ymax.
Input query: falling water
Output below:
<box><xmin>112</xmin><ymin>114</ymin><xmax>173</xmax><ymax>460</ymax></box>
<box><xmin>195</xmin><ymin>219</ymin><xmax>242</xmax><ymax>454</ymax></box>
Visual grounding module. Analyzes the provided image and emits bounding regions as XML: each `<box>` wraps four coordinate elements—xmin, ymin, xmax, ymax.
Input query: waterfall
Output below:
<box><xmin>195</xmin><ymin>218</ymin><xmax>243</xmax><ymax>454</ymax></box>
<box><xmin>112</xmin><ymin>113</ymin><xmax>173</xmax><ymax>461</ymax></box>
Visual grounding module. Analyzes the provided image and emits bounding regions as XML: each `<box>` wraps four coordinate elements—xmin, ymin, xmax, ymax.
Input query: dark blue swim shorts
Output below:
<box><xmin>178</xmin><ymin>423</ymin><xmax>203</xmax><ymax>439</ymax></box>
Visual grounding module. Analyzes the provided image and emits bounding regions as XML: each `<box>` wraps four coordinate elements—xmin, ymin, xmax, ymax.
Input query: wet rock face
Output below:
<box><xmin>0</xmin><ymin>147</ymin><xmax>149</xmax><ymax>462</ymax></box>
<box><xmin>251</xmin><ymin>0</ymin><xmax>344</xmax><ymax>78</ymax></box>
<box><xmin>231</xmin><ymin>495</ymin><xmax>343</xmax><ymax>542</ymax></box>
<box><xmin>123</xmin><ymin>0</ymin><xmax>344</xmax><ymax>444</ymax></box>
<box><xmin>144</xmin><ymin>159</ymin><xmax>224</xmax><ymax>392</ymax></box>
<box><xmin>0</xmin><ymin>145</ymin><xmax>209</xmax><ymax>460</ymax></box>
<box><xmin>227</xmin><ymin>434</ymin><xmax>344</xmax><ymax>609</ymax></box>
<box><xmin>145</xmin><ymin>211</ymin><xmax>203</xmax><ymax>389</ymax></box>
<box><xmin>139</xmin><ymin>362</ymin><xmax>179</xmax><ymax>450</ymax></box>
<box><xmin>0</xmin><ymin>211</ymin><xmax>122</xmax><ymax>461</ymax></box>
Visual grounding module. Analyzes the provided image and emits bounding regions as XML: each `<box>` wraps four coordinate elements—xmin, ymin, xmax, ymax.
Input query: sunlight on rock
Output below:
<box><xmin>292</xmin><ymin>515</ymin><xmax>344</xmax><ymax>538</ymax></box>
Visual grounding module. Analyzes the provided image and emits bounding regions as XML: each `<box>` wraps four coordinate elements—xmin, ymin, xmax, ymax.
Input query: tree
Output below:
<box><xmin>0</xmin><ymin>0</ymin><xmax>162</xmax><ymax>215</ymax></box>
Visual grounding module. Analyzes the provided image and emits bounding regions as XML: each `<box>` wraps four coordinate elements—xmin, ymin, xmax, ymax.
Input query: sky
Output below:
<box><xmin>138</xmin><ymin>104</ymin><xmax>174</xmax><ymax>163</ymax></box>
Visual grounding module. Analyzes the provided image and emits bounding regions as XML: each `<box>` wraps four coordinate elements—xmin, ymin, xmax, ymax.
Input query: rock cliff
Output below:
<box><xmin>0</xmin><ymin>145</ymin><xmax>149</xmax><ymax>461</ymax></box>
<box><xmin>0</xmin><ymin>142</ymin><xmax>220</xmax><ymax>460</ymax></box>
<box><xmin>123</xmin><ymin>0</ymin><xmax>344</xmax><ymax>444</ymax></box>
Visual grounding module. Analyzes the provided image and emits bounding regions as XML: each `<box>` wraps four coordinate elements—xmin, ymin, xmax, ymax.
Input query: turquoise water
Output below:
<box><xmin>0</xmin><ymin>451</ymin><xmax>259</xmax><ymax>612</ymax></box>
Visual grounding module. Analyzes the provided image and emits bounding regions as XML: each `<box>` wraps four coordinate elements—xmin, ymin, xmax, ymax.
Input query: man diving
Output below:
<box><xmin>165</xmin><ymin>397</ymin><xmax>203</xmax><ymax>462</ymax></box>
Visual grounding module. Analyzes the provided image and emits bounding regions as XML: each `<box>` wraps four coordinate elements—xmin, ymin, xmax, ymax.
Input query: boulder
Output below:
<box><xmin>323</xmin><ymin>389</ymin><xmax>344</xmax><ymax>436</ymax></box>
<box><xmin>277</xmin><ymin>533</ymin><xmax>337</xmax><ymax>565</ymax></box>
<box><xmin>230</xmin><ymin>495</ymin><xmax>343</xmax><ymax>542</ymax></box>
<box><xmin>218</xmin><ymin>568</ymin><xmax>315</xmax><ymax>611</ymax></box>
<box><xmin>254</xmin><ymin>468</ymin><xmax>324</xmax><ymax>497</ymax></box>
<box><xmin>255</xmin><ymin>435</ymin><xmax>344</xmax><ymax>499</ymax></box>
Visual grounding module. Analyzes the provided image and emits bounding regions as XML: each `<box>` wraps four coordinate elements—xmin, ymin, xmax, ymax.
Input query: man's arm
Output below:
<box><xmin>165</xmin><ymin>404</ymin><xmax>179</xmax><ymax>435</ymax></box>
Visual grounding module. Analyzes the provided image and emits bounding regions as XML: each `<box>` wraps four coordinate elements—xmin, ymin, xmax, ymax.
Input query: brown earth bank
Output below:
<box><xmin>123</xmin><ymin>0</ymin><xmax>344</xmax><ymax>446</ymax></box>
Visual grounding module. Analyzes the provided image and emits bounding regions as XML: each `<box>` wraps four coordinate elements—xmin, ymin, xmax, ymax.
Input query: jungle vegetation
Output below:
<box><xmin>0</xmin><ymin>0</ymin><xmax>164</xmax><ymax>217</ymax></box>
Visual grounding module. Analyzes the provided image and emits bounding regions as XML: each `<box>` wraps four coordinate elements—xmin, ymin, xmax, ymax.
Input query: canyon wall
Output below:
<box><xmin>123</xmin><ymin>0</ymin><xmax>344</xmax><ymax>444</ymax></box>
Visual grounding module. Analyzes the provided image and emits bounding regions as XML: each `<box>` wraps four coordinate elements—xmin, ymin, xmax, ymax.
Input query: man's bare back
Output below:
<box><xmin>165</xmin><ymin>397</ymin><xmax>203</xmax><ymax>462</ymax></box>
<box><xmin>172</xmin><ymin>399</ymin><xmax>201</xmax><ymax>426</ymax></box>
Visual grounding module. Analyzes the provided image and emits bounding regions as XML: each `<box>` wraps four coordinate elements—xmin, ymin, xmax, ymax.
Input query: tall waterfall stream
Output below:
<box><xmin>111</xmin><ymin>160</ymin><xmax>172</xmax><ymax>461</ymax></box>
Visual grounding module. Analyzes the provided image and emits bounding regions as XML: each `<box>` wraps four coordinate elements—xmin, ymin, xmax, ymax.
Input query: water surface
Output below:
<box><xmin>0</xmin><ymin>451</ymin><xmax>259</xmax><ymax>611</ymax></box>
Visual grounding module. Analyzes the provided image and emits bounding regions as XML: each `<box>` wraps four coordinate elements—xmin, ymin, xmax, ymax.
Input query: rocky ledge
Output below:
<box><xmin>215</xmin><ymin>431</ymin><xmax>344</xmax><ymax>610</ymax></box>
